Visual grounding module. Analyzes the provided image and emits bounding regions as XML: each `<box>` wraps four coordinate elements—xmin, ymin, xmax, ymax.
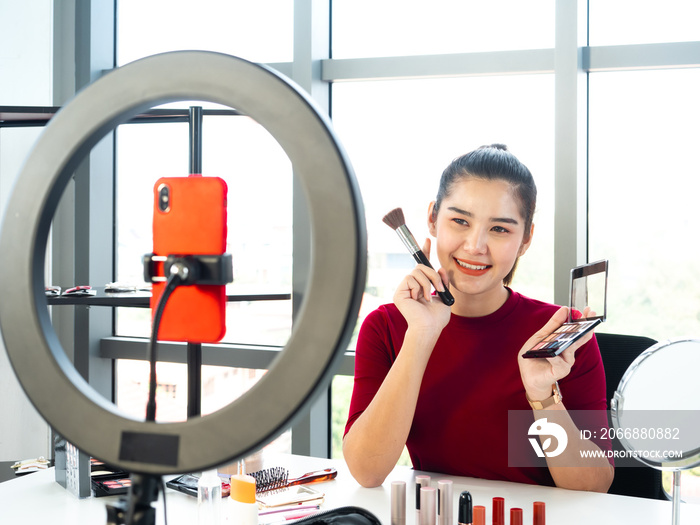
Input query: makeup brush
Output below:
<box><xmin>248</xmin><ymin>467</ymin><xmax>337</xmax><ymax>493</ymax></box>
<box><xmin>382</xmin><ymin>207</ymin><xmax>455</xmax><ymax>306</ymax></box>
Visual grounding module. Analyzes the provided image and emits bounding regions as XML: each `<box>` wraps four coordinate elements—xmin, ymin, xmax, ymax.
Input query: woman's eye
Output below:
<box><xmin>492</xmin><ymin>226</ymin><xmax>510</xmax><ymax>233</ymax></box>
<box><xmin>453</xmin><ymin>218</ymin><xmax>469</xmax><ymax>226</ymax></box>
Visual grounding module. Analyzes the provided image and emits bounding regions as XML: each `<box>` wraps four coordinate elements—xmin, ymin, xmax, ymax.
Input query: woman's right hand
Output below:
<box><xmin>393</xmin><ymin>238</ymin><xmax>452</xmax><ymax>338</ymax></box>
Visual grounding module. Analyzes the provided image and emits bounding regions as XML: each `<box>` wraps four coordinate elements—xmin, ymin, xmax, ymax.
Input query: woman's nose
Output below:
<box><xmin>464</xmin><ymin>229</ymin><xmax>487</xmax><ymax>254</ymax></box>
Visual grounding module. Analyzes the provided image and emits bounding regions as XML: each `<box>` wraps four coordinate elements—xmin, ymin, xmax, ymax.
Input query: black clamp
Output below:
<box><xmin>143</xmin><ymin>253</ymin><xmax>233</xmax><ymax>286</ymax></box>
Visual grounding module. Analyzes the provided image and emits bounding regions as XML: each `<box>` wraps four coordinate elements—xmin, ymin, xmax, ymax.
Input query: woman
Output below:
<box><xmin>343</xmin><ymin>144</ymin><xmax>614</xmax><ymax>492</ymax></box>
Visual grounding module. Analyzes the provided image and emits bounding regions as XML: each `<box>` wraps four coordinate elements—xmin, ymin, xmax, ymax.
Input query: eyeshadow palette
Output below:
<box><xmin>90</xmin><ymin>458</ymin><xmax>131</xmax><ymax>497</ymax></box>
<box><xmin>92</xmin><ymin>473</ymin><xmax>132</xmax><ymax>497</ymax></box>
<box><xmin>522</xmin><ymin>318</ymin><xmax>602</xmax><ymax>358</ymax></box>
<box><xmin>522</xmin><ymin>259</ymin><xmax>608</xmax><ymax>359</ymax></box>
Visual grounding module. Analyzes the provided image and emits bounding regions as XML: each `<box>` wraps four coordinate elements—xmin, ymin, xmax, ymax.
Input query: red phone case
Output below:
<box><xmin>151</xmin><ymin>175</ymin><xmax>228</xmax><ymax>343</ymax></box>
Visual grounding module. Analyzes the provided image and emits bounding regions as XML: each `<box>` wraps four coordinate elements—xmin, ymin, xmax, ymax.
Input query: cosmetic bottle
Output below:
<box><xmin>198</xmin><ymin>469</ymin><xmax>222</xmax><ymax>525</ymax></box>
<box><xmin>229</xmin><ymin>474</ymin><xmax>258</xmax><ymax>525</ymax></box>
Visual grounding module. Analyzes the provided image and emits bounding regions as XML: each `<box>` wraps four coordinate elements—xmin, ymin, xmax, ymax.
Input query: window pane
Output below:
<box><xmin>115</xmin><ymin>114</ymin><xmax>293</xmax><ymax>346</ymax></box>
<box><xmin>117</xmin><ymin>0</ymin><xmax>293</xmax><ymax>66</ymax></box>
<box><xmin>332</xmin><ymin>75</ymin><xmax>555</xmax><ymax>341</ymax></box>
<box><xmin>589</xmin><ymin>69</ymin><xmax>700</xmax><ymax>339</ymax></box>
<box><xmin>332</xmin><ymin>0</ymin><xmax>554</xmax><ymax>59</ymax></box>
<box><xmin>116</xmin><ymin>359</ymin><xmax>291</xmax><ymax>453</ymax></box>
<box><xmin>589</xmin><ymin>0</ymin><xmax>700</xmax><ymax>46</ymax></box>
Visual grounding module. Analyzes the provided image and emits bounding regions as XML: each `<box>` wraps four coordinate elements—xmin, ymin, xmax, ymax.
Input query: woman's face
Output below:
<box><xmin>428</xmin><ymin>177</ymin><xmax>533</xmax><ymax>311</ymax></box>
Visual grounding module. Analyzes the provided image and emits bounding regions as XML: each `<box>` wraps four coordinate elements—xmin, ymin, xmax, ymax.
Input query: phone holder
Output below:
<box><xmin>142</xmin><ymin>253</ymin><xmax>233</xmax><ymax>286</ymax></box>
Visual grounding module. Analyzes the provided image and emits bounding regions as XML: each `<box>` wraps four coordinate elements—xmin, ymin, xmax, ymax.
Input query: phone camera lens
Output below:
<box><xmin>157</xmin><ymin>184</ymin><xmax>170</xmax><ymax>213</ymax></box>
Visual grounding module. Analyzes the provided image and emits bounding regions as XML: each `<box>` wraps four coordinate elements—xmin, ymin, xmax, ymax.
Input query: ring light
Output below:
<box><xmin>0</xmin><ymin>51</ymin><xmax>366</xmax><ymax>475</ymax></box>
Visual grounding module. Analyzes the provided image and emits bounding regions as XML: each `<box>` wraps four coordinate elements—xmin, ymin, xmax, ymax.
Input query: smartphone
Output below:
<box><xmin>522</xmin><ymin>260</ymin><xmax>608</xmax><ymax>359</ymax></box>
<box><xmin>151</xmin><ymin>175</ymin><xmax>228</xmax><ymax>343</ymax></box>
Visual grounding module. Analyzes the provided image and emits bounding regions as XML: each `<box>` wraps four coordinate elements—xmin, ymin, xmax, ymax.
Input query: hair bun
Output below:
<box><xmin>482</xmin><ymin>143</ymin><xmax>508</xmax><ymax>151</ymax></box>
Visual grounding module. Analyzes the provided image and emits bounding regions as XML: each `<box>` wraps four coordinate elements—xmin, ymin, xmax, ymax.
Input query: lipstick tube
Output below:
<box><xmin>415</xmin><ymin>475</ymin><xmax>431</xmax><ymax>525</ymax></box>
<box><xmin>510</xmin><ymin>508</ymin><xmax>523</xmax><ymax>525</ymax></box>
<box><xmin>493</xmin><ymin>497</ymin><xmax>504</xmax><ymax>525</ymax></box>
<box><xmin>437</xmin><ymin>480</ymin><xmax>453</xmax><ymax>525</ymax></box>
<box><xmin>458</xmin><ymin>491</ymin><xmax>473</xmax><ymax>525</ymax></box>
<box><xmin>473</xmin><ymin>506</ymin><xmax>486</xmax><ymax>525</ymax></box>
<box><xmin>420</xmin><ymin>487</ymin><xmax>436</xmax><ymax>525</ymax></box>
<box><xmin>391</xmin><ymin>481</ymin><xmax>406</xmax><ymax>525</ymax></box>
<box><xmin>533</xmin><ymin>501</ymin><xmax>545</xmax><ymax>525</ymax></box>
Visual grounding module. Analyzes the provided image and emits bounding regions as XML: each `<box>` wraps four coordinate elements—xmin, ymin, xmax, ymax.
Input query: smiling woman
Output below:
<box><xmin>342</xmin><ymin>145</ymin><xmax>614</xmax><ymax>492</ymax></box>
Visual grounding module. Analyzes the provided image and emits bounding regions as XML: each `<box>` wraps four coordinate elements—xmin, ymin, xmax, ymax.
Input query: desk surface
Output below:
<box><xmin>2</xmin><ymin>454</ymin><xmax>699</xmax><ymax>524</ymax></box>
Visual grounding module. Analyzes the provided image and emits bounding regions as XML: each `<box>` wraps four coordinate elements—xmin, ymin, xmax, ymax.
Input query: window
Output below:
<box><xmin>589</xmin><ymin>0</ymin><xmax>700</xmax><ymax>46</ymax></box>
<box><xmin>115</xmin><ymin>2</ymin><xmax>294</xmax><ymax>454</ymax></box>
<box><xmin>332</xmin><ymin>0</ymin><xmax>554</xmax><ymax>58</ymax></box>
<box><xmin>588</xmin><ymin>68</ymin><xmax>700</xmax><ymax>339</ymax></box>
<box><xmin>117</xmin><ymin>0</ymin><xmax>293</xmax><ymax>66</ymax></box>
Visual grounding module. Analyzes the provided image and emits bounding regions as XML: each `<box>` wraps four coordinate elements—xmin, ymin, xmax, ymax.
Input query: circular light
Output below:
<box><xmin>0</xmin><ymin>51</ymin><xmax>366</xmax><ymax>474</ymax></box>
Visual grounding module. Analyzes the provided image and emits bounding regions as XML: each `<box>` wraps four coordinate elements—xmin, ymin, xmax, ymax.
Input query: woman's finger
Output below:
<box><xmin>422</xmin><ymin>237</ymin><xmax>432</xmax><ymax>261</ymax></box>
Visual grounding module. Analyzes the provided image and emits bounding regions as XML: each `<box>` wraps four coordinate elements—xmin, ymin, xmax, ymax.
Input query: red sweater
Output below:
<box><xmin>344</xmin><ymin>290</ymin><xmax>611</xmax><ymax>486</ymax></box>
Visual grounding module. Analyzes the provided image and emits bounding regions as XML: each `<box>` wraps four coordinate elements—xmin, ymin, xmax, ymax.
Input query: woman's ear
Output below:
<box><xmin>519</xmin><ymin>223</ymin><xmax>535</xmax><ymax>256</ymax></box>
<box><xmin>427</xmin><ymin>201</ymin><xmax>438</xmax><ymax>236</ymax></box>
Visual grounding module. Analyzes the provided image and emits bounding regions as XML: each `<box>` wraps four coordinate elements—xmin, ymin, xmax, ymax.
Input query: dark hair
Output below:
<box><xmin>432</xmin><ymin>144</ymin><xmax>537</xmax><ymax>286</ymax></box>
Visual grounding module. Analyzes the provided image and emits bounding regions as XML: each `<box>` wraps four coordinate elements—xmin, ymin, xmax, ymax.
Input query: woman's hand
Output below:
<box><xmin>517</xmin><ymin>306</ymin><xmax>596</xmax><ymax>401</ymax></box>
<box><xmin>393</xmin><ymin>238</ymin><xmax>452</xmax><ymax>338</ymax></box>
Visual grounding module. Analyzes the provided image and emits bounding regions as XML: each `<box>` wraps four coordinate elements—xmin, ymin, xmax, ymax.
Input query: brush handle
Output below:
<box><xmin>395</xmin><ymin>225</ymin><xmax>455</xmax><ymax>306</ymax></box>
<box><xmin>288</xmin><ymin>468</ymin><xmax>337</xmax><ymax>487</ymax></box>
<box><xmin>412</xmin><ymin>251</ymin><xmax>455</xmax><ymax>306</ymax></box>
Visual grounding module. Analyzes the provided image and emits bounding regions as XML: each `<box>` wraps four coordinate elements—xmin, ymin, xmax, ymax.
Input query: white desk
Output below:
<box><xmin>2</xmin><ymin>454</ymin><xmax>699</xmax><ymax>524</ymax></box>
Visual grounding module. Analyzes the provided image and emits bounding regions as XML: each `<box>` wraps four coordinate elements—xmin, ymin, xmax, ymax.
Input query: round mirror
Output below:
<box><xmin>611</xmin><ymin>338</ymin><xmax>700</xmax><ymax>523</ymax></box>
<box><xmin>612</xmin><ymin>338</ymin><xmax>700</xmax><ymax>470</ymax></box>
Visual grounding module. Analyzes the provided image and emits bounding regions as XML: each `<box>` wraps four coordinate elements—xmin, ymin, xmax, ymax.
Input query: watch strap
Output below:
<box><xmin>527</xmin><ymin>381</ymin><xmax>562</xmax><ymax>410</ymax></box>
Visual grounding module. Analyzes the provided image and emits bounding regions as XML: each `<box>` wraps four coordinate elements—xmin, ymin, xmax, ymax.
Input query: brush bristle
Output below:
<box><xmin>382</xmin><ymin>207</ymin><xmax>406</xmax><ymax>230</ymax></box>
<box><xmin>249</xmin><ymin>466</ymin><xmax>289</xmax><ymax>493</ymax></box>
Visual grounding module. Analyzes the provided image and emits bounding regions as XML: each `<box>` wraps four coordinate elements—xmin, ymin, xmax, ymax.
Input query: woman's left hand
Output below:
<box><xmin>517</xmin><ymin>306</ymin><xmax>596</xmax><ymax>401</ymax></box>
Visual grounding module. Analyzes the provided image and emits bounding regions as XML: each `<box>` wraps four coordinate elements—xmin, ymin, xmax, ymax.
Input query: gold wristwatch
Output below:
<box><xmin>526</xmin><ymin>381</ymin><xmax>562</xmax><ymax>410</ymax></box>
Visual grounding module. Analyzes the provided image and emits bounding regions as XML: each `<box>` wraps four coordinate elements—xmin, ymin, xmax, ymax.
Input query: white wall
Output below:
<box><xmin>0</xmin><ymin>0</ymin><xmax>54</xmax><ymax>461</ymax></box>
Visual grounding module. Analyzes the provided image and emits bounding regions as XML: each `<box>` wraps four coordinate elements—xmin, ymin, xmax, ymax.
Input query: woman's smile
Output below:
<box><xmin>454</xmin><ymin>257</ymin><xmax>492</xmax><ymax>276</ymax></box>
